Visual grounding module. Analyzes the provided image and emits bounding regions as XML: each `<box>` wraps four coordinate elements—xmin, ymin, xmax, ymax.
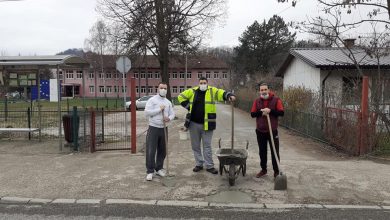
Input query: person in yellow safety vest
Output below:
<box><xmin>178</xmin><ymin>76</ymin><xmax>236</xmax><ymax>174</ymax></box>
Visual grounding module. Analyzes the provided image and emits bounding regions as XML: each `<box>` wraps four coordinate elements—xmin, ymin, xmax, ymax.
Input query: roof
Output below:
<box><xmin>0</xmin><ymin>55</ymin><xmax>89</xmax><ymax>67</ymax></box>
<box><xmin>276</xmin><ymin>47</ymin><xmax>390</xmax><ymax>77</ymax></box>
<box><xmin>83</xmin><ymin>52</ymin><xmax>228</xmax><ymax>70</ymax></box>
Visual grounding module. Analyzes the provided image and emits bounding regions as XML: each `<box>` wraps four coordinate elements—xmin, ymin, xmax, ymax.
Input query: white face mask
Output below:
<box><xmin>260</xmin><ymin>93</ymin><xmax>269</xmax><ymax>100</ymax></box>
<box><xmin>159</xmin><ymin>88</ymin><xmax>167</xmax><ymax>97</ymax></box>
<box><xmin>199</xmin><ymin>84</ymin><xmax>208</xmax><ymax>91</ymax></box>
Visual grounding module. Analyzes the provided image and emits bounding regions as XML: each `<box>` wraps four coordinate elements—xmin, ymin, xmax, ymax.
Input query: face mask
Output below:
<box><xmin>260</xmin><ymin>93</ymin><xmax>269</xmax><ymax>100</ymax></box>
<box><xmin>199</xmin><ymin>84</ymin><xmax>208</xmax><ymax>91</ymax></box>
<box><xmin>159</xmin><ymin>89</ymin><xmax>167</xmax><ymax>97</ymax></box>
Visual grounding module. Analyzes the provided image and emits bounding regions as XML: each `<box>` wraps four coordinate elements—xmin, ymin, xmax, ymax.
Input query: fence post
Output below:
<box><xmin>72</xmin><ymin>106</ymin><xmax>79</xmax><ymax>151</ymax></box>
<box><xmin>131</xmin><ymin>78</ymin><xmax>137</xmax><ymax>154</ymax></box>
<box><xmin>90</xmin><ymin>108</ymin><xmax>96</xmax><ymax>153</ymax></box>
<box><xmin>101</xmin><ymin>107</ymin><xmax>105</xmax><ymax>143</ymax></box>
<box><xmin>360</xmin><ymin>76</ymin><xmax>369</xmax><ymax>155</ymax></box>
<box><xmin>27</xmin><ymin>107</ymin><xmax>31</xmax><ymax>140</ymax></box>
<box><xmin>4</xmin><ymin>95</ymin><xmax>8</xmax><ymax>122</ymax></box>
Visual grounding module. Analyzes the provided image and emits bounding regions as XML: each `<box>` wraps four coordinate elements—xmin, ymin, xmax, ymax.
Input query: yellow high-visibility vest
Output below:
<box><xmin>178</xmin><ymin>86</ymin><xmax>227</xmax><ymax>130</ymax></box>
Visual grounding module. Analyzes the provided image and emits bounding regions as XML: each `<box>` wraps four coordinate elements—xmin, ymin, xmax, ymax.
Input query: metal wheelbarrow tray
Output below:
<box><xmin>216</xmin><ymin>140</ymin><xmax>249</xmax><ymax>186</ymax></box>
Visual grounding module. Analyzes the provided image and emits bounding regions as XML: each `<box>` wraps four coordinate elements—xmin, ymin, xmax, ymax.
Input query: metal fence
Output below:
<box><xmin>0</xmin><ymin>106</ymin><xmax>148</xmax><ymax>152</ymax></box>
<box><xmin>236</xmin><ymin>99</ymin><xmax>390</xmax><ymax>156</ymax></box>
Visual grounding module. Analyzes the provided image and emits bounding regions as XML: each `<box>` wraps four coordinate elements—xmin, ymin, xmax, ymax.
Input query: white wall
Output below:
<box><xmin>283</xmin><ymin>58</ymin><xmax>321</xmax><ymax>92</ymax></box>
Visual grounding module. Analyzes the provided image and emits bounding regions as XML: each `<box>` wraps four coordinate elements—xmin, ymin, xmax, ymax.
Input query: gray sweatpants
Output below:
<box><xmin>145</xmin><ymin>126</ymin><xmax>167</xmax><ymax>174</ymax></box>
<box><xmin>189</xmin><ymin>122</ymin><xmax>214</xmax><ymax>169</ymax></box>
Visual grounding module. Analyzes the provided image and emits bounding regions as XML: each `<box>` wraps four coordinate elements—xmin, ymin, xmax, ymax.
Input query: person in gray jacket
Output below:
<box><xmin>144</xmin><ymin>82</ymin><xmax>175</xmax><ymax>181</ymax></box>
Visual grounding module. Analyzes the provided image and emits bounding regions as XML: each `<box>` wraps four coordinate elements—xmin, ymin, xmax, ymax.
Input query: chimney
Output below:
<box><xmin>344</xmin><ymin>38</ymin><xmax>356</xmax><ymax>48</ymax></box>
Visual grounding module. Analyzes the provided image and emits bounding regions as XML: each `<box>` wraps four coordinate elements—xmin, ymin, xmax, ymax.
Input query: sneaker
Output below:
<box><xmin>274</xmin><ymin>171</ymin><xmax>280</xmax><ymax>178</ymax></box>
<box><xmin>146</xmin><ymin>173</ymin><xmax>153</xmax><ymax>181</ymax></box>
<box><xmin>193</xmin><ymin>166</ymin><xmax>203</xmax><ymax>172</ymax></box>
<box><xmin>256</xmin><ymin>170</ymin><xmax>267</xmax><ymax>178</ymax></box>
<box><xmin>156</xmin><ymin>169</ymin><xmax>166</xmax><ymax>177</ymax></box>
<box><xmin>206</xmin><ymin>167</ymin><xmax>218</xmax><ymax>175</ymax></box>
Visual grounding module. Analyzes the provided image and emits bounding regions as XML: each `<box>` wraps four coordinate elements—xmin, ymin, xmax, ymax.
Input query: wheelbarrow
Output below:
<box><xmin>216</xmin><ymin>101</ymin><xmax>249</xmax><ymax>186</ymax></box>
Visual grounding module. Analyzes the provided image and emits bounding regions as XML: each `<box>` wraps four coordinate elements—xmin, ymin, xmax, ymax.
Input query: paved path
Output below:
<box><xmin>0</xmin><ymin>104</ymin><xmax>389</xmax><ymax>206</ymax></box>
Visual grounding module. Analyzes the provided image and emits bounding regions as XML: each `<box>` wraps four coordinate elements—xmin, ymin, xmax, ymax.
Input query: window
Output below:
<box><xmin>76</xmin><ymin>70</ymin><xmax>83</xmax><ymax>79</ymax></box>
<box><xmin>155</xmin><ymin>86</ymin><xmax>158</xmax><ymax>93</ymax></box>
<box><xmin>206</xmin><ymin>72</ymin><xmax>211</xmax><ymax>79</ymax></box>
<box><xmin>187</xmin><ymin>72</ymin><xmax>192</xmax><ymax>79</ymax></box>
<box><xmin>134</xmin><ymin>73</ymin><xmax>139</xmax><ymax>79</ymax></box>
<box><xmin>187</xmin><ymin>86</ymin><xmax>192</xmax><ymax>89</ymax></box>
<box><xmin>114</xmin><ymin>86</ymin><xmax>118</xmax><ymax>93</ymax></box>
<box><xmin>148</xmin><ymin>86</ymin><xmax>153</xmax><ymax>93</ymax></box>
<box><xmin>106</xmin><ymin>73</ymin><xmax>112</xmax><ymax>79</ymax></box>
<box><xmin>179</xmin><ymin>86</ymin><xmax>185</xmax><ymax>93</ymax></box>
<box><xmin>155</xmin><ymin>72</ymin><xmax>160</xmax><ymax>79</ymax></box>
<box><xmin>141</xmin><ymin>86</ymin><xmax>146</xmax><ymax>93</ymax></box>
<box><xmin>213</xmin><ymin>72</ymin><xmax>219</xmax><ymax>79</ymax></box>
<box><xmin>172</xmin><ymin>86</ymin><xmax>178</xmax><ymax>93</ymax></box>
<box><xmin>66</xmin><ymin>70</ymin><xmax>74</xmax><ymax>79</ymax></box>
<box><xmin>136</xmin><ymin>86</ymin><xmax>139</xmax><ymax>94</ymax></box>
<box><xmin>179</xmin><ymin>72</ymin><xmax>185</xmax><ymax>79</ymax></box>
<box><xmin>89</xmin><ymin>72</ymin><xmax>94</xmax><ymax>79</ymax></box>
<box><xmin>197</xmin><ymin>72</ymin><xmax>203</xmax><ymax>79</ymax></box>
<box><xmin>89</xmin><ymin>86</ymin><xmax>94</xmax><ymax>93</ymax></box>
<box><xmin>141</xmin><ymin>72</ymin><xmax>146</xmax><ymax>79</ymax></box>
<box><xmin>172</xmin><ymin>72</ymin><xmax>178</xmax><ymax>79</ymax></box>
<box><xmin>99</xmin><ymin>73</ymin><xmax>103</xmax><ymax>79</ymax></box>
<box><xmin>106</xmin><ymin>86</ymin><xmax>112</xmax><ymax>93</ymax></box>
<box><xmin>342</xmin><ymin>77</ymin><xmax>362</xmax><ymax>104</ymax></box>
<box><xmin>383</xmin><ymin>78</ymin><xmax>390</xmax><ymax>103</ymax></box>
<box><xmin>99</xmin><ymin>86</ymin><xmax>104</xmax><ymax>93</ymax></box>
<box><xmin>148</xmin><ymin>72</ymin><xmax>153</xmax><ymax>79</ymax></box>
<box><xmin>222</xmin><ymin>71</ymin><xmax>228</xmax><ymax>79</ymax></box>
<box><xmin>121</xmin><ymin>86</ymin><xmax>127</xmax><ymax>93</ymax></box>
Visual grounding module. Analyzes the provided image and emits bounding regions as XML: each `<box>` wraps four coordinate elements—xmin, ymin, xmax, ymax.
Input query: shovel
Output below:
<box><xmin>161</xmin><ymin>109</ymin><xmax>176</xmax><ymax>187</ymax></box>
<box><xmin>266</xmin><ymin>114</ymin><xmax>287</xmax><ymax>190</ymax></box>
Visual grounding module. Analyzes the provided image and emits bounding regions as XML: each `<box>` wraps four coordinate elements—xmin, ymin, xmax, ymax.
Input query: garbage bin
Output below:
<box><xmin>62</xmin><ymin>114</ymin><xmax>80</xmax><ymax>143</ymax></box>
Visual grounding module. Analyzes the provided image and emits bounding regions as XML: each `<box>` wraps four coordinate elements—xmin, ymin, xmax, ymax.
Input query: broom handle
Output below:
<box><xmin>266</xmin><ymin>114</ymin><xmax>282</xmax><ymax>172</ymax></box>
<box><xmin>162</xmin><ymin>109</ymin><xmax>169</xmax><ymax>174</ymax></box>
<box><xmin>231</xmin><ymin>101</ymin><xmax>234</xmax><ymax>150</ymax></box>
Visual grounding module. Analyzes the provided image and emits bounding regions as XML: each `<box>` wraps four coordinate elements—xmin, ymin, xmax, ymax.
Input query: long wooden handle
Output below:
<box><xmin>231</xmin><ymin>101</ymin><xmax>234</xmax><ymax>150</ymax></box>
<box><xmin>162</xmin><ymin>109</ymin><xmax>169</xmax><ymax>174</ymax></box>
<box><xmin>266</xmin><ymin>114</ymin><xmax>281</xmax><ymax>171</ymax></box>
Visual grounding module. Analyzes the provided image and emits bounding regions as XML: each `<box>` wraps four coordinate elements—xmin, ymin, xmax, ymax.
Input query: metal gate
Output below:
<box><xmin>90</xmin><ymin>108</ymin><xmax>131</xmax><ymax>151</ymax></box>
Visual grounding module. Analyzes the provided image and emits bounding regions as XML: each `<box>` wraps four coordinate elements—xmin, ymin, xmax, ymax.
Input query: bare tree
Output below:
<box><xmin>85</xmin><ymin>20</ymin><xmax>111</xmax><ymax>99</ymax></box>
<box><xmin>278</xmin><ymin>0</ymin><xmax>390</xmax><ymax>25</ymax></box>
<box><xmin>97</xmin><ymin>0</ymin><xmax>227</xmax><ymax>100</ymax></box>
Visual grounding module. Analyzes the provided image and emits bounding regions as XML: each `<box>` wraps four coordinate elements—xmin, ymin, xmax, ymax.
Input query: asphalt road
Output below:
<box><xmin>0</xmin><ymin>203</ymin><xmax>389</xmax><ymax>220</ymax></box>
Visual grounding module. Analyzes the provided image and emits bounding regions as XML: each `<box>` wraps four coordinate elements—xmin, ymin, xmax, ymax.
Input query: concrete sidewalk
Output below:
<box><xmin>0</xmin><ymin>104</ymin><xmax>389</xmax><ymax>206</ymax></box>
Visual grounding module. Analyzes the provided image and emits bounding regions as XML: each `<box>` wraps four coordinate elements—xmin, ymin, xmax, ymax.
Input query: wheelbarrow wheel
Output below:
<box><xmin>229</xmin><ymin>164</ymin><xmax>236</xmax><ymax>186</ymax></box>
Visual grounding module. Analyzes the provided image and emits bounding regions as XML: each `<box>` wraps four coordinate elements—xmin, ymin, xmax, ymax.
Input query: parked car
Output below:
<box><xmin>126</xmin><ymin>95</ymin><xmax>153</xmax><ymax>110</ymax></box>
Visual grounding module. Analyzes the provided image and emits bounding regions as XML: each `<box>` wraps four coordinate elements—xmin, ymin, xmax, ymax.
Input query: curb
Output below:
<box><xmin>0</xmin><ymin>196</ymin><xmax>388</xmax><ymax>210</ymax></box>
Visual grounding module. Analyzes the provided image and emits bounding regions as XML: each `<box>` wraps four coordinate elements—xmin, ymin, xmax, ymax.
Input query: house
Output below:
<box><xmin>57</xmin><ymin>53</ymin><xmax>231</xmax><ymax>98</ymax></box>
<box><xmin>276</xmin><ymin>46</ymin><xmax>390</xmax><ymax>110</ymax></box>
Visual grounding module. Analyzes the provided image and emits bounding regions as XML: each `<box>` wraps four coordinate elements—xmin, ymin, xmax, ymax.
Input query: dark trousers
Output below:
<box><xmin>255</xmin><ymin>129</ymin><xmax>280</xmax><ymax>173</ymax></box>
<box><xmin>145</xmin><ymin>126</ymin><xmax>167</xmax><ymax>174</ymax></box>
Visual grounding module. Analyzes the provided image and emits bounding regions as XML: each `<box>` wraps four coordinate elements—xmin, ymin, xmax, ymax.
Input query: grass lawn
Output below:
<box><xmin>0</xmin><ymin>98</ymin><xmax>127</xmax><ymax>111</ymax></box>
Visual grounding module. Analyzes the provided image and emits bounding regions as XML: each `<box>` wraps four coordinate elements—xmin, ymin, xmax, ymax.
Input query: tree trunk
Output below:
<box><xmin>154</xmin><ymin>0</ymin><xmax>172</xmax><ymax>100</ymax></box>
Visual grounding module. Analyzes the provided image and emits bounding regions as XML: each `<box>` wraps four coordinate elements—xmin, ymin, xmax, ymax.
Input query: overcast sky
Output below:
<box><xmin>0</xmin><ymin>0</ymin><xmax>322</xmax><ymax>56</ymax></box>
